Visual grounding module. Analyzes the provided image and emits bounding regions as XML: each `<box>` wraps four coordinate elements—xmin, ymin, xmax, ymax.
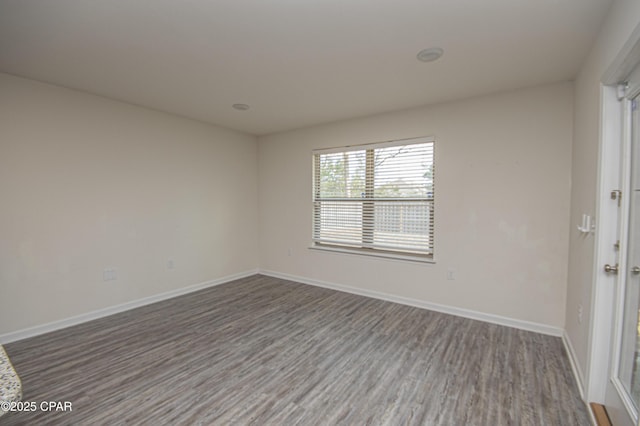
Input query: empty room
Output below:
<box><xmin>2</xmin><ymin>0</ymin><xmax>640</xmax><ymax>424</ymax></box>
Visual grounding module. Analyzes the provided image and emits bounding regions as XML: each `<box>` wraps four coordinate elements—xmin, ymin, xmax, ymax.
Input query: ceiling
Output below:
<box><xmin>0</xmin><ymin>0</ymin><xmax>611</xmax><ymax>136</ymax></box>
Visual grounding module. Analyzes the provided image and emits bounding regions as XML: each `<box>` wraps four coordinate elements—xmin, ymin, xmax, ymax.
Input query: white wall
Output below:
<box><xmin>0</xmin><ymin>73</ymin><xmax>259</xmax><ymax>336</ymax></box>
<box><xmin>566</xmin><ymin>0</ymin><xmax>640</xmax><ymax>395</ymax></box>
<box><xmin>258</xmin><ymin>82</ymin><xmax>573</xmax><ymax>329</ymax></box>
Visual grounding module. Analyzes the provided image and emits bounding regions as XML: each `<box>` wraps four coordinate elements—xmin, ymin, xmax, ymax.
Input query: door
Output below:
<box><xmin>605</xmin><ymin>94</ymin><xmax>640</xmax><ymax>426</ymax></box>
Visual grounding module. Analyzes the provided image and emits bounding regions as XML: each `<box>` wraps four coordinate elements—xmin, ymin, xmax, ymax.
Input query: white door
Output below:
<box><xmin>605</xmin><ymin>93</ymin><xmax>640</xmax><ymax>426</ymax></box>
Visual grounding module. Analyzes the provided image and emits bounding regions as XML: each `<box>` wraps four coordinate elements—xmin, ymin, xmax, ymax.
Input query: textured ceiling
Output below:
<box><xmin>0</xmin><ymin>0</ymin><xmax>612</xmax><ymax>135</ymax></box>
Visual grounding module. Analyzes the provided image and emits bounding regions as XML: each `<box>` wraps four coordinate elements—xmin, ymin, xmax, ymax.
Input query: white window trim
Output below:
<box><xmin>312</xmin><ymin>136</ymin><xmax>434</xmax><ymax>155</ymax></box>
<box><xmin>308</xmin><ymin>244</ymin><xmax>436</xmax><ymax>264</ymax></box>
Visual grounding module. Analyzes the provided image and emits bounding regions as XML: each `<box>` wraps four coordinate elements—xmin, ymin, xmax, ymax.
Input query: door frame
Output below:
<box><xmin>588</xmin><ymin>22</ymin><xmax>640</xmax><ymax>419</ymax></box>
<box><xmin>605</xmin><ymin>89</ymin><xmax>635</xmax><ymax>425</ymax></box>
<box><xmin>587</xmin><ymin>83</ymin><xmax>622</xmax><ymax>403</ymax></box>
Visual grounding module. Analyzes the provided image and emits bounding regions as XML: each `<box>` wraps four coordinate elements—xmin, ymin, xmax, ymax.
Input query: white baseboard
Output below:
<box><xmin>0</xmin><ymin>269</ymin><xmax>259</xmax><ymax>344</ymax></box>
<box><xmin>259</xmin><ymin>269</ymin><xmax>564</xmax><ymax>337</ymax></box>
<box><xmin>562</xmin><ymin>331</ymin><xmax>596</xmax><ymax>425</ymax></box>
<box><xmin>562</xmin><ymin>330</ymin><xmax>586</xmax><ymax>399</ymax></box>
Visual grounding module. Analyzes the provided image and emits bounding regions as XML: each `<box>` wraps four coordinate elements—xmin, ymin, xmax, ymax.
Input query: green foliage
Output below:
<box><xmin>318</xmin><ymin>153</ymin><xmax>365</xmax><ymax>197</ymax></box>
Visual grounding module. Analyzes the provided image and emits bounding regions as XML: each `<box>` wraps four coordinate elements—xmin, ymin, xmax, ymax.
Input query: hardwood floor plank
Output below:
<box><xmin>2</xmin><ymin>275</ymin><xmax>589</xmax><ymax>425</ymax></box>
<box><xmin>590</xmin><ymin>403</ymin><xmax>611</xmax><ymax>426</ymax></box>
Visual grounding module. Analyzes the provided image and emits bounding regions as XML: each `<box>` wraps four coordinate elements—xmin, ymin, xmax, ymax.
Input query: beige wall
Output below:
<box><xmin>566</xmin><ymin>0</ymin><xmax>640</xmax><ymax>390</ymax></box>
<box><xmin>0</xmin><ymin>73</ymin><xmax>258</xmax><ymax>335</ymax></box>
<box><xmin>258</xmin><ymin>82</ymin><xmax>573</xmax><ymax>328</ymax></box>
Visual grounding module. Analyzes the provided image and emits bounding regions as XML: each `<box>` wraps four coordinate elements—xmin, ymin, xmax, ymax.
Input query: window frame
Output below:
<box><xmin>311</xmin><ymin>136</ymin><xmax>435</xmax><ymax>263</ymax></box>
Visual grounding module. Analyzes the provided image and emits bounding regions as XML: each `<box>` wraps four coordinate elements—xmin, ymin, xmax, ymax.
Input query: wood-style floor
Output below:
<box><xmin>3</xmin><ymin>275</ymin><xmax>590</xmax><ymax>425</ymax></box>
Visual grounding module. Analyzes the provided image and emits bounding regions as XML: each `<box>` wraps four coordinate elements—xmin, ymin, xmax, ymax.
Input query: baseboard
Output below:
<box><xmin>259</xmin><ymin>269</ymin><xmax>564</xmax><ymax>337</ymax></box>
<box><xmin>0</xmin><ymin>269</ymin><xmax>259</xmax><ymax>344</ymax></box>
<box><xmin>562</xmin><ymin>331</ymin><xmax>596</xmax><ymax>424</ymax></box>
<box><xmin>562</xmin><ymin>330</ymin><xmax>586</xmax><ymax>399</ymax></box>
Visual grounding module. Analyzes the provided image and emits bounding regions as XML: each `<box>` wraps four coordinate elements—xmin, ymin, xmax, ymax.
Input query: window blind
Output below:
<box><xmin>312</xmin><ymin>137</ymin><xmax>434</xmax><ymax>258</ymax></box>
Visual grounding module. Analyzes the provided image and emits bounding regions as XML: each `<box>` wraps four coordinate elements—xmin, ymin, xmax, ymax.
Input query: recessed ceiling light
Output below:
<box><xmin>232</xmin><ymin>103</ymin><xmax>250</xmax><ymax>111</ymax></box>
<box><xmin>416</xmin><ymin>47</ymin><xmax>444</xmax><ymax>63</ymax></box>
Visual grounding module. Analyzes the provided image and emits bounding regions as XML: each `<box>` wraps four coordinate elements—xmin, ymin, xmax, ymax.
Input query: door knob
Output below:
<box><xmin>604</xmin><ymin>264</ymin><xmax>619</xmax><ymax>274</ymax></box>
<box><xmin>631</xmin><ymin>266</ymin><xmax>640</xmax><ymax>275</ymax></box>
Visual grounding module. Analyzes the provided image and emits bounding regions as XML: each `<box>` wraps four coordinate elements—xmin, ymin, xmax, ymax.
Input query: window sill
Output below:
<box><xmin>308</xmin><ymin>245</ymin><xmax>435</xmax><ymax>264</ymax></box>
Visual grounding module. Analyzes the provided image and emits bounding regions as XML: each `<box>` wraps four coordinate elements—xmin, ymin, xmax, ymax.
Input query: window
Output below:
<box><xmin>312</xmin><ymin>136</ymin><xmax>434</xmax><ymax>260</ymax></box>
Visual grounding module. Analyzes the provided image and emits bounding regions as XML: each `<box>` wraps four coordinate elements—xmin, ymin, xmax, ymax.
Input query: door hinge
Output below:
<box><xmin>633</xmin><ymin>99</ymin><xmax>638</xmax><ymax>111</ymax></box>
<box><xmin>611</xmin><ymin>190</ymin><xmax>622</xmax><ymax>206</ymax></box>
<box><xmin>617</xmin><ymin>83</ymin><xmax>628</xmax><ymax>100</ymax></box>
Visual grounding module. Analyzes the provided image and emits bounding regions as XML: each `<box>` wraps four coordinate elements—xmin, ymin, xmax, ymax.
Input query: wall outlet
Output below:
<box><xmin>103</xmin><ymin>268</ymin><xmax>117</xmax><ymax>281</ymax></box>
<box><xmin>447</xmin><ymin>268</ymin><xmax>456</xmax><ymax>280</ymax></box>
<box><xmin>287</xmin><ymin>248</ymin><xmax>292</xmax><ymax>257</ymax></box>
<box><xmin>578</xmin><ymin>304</ymin><xmax>583</xmax><ymax>324</ymax></box>
<box><xmin>167</xmin><ymin>259</ymin><xmax>175</xmax><ymax>270</ymax></box>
